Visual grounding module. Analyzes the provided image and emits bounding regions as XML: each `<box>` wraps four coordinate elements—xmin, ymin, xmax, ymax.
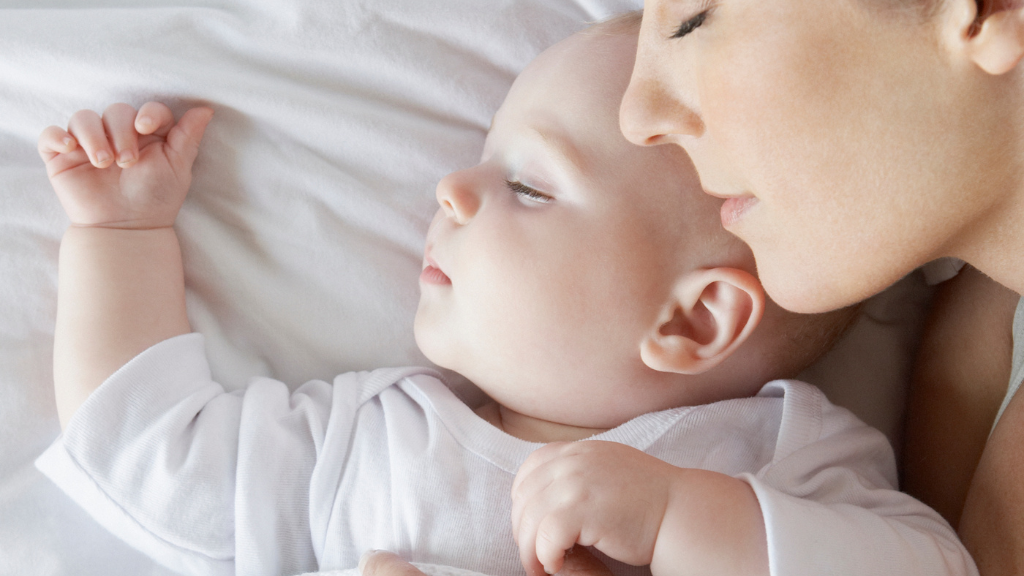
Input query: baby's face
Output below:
<box><xmin>414</xmin><ymin>29</ymin><xmax>727</xmax><ymax>428</ymax></box>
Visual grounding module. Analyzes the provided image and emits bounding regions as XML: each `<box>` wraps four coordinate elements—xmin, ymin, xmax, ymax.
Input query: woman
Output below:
<box><xmin>618</xmin><ymin>0</ymin><xmax>1024</xmax><ymax>573</ymax></box>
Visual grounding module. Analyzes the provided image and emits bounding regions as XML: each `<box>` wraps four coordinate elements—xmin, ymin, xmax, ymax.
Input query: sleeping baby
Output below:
<box><xmin>36</xmin><ymin>14</ymin><xmax>976</xmax><ymax>576</ymax></box>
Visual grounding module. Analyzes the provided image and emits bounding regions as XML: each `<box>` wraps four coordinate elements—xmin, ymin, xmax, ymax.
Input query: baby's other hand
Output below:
<box><xmin>38</xmin><ymin>102</ymin><xmax>213</xmax><ymax>229</ymax></box>
<box><xmin>511</xmin><ymin>441</ymin><xmax>678</xmax><ymax>576</ymax></box>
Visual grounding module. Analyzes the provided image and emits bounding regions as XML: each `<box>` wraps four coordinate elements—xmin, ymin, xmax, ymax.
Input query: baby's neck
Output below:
<box><xmin>474</xmin><ymin>401</ymin><xmax>609</xmax><ymax>443</ymax></box>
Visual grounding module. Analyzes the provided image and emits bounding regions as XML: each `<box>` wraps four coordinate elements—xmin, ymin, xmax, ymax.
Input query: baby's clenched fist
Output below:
<box><xmin>38</xmin><ymin>102</ymin><xmax>213</xmax><ymax>230</ymax></box>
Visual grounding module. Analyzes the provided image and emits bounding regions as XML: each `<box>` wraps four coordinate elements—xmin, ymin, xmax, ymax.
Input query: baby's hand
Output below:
<box><xmin>511</xmin><ymin>441</ymin><xmax>679</xmax><ymax>576</ymax></box>
<box><xmin>38</xmin><ymin>102</ymin><xmax>213</xmax><ymax>229</ymax></box>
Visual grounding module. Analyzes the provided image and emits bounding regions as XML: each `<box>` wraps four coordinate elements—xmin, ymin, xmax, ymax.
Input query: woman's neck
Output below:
<box><xmin>474</xmin><ymin>401</ymin><xmax>609</xmax><ymax>443</ymax></box>
<box><xmin>953</xmin><ymin>175</ymin><xmax>1024</xmax><ymax>296</ymax></box>
<box><xmin>943</xmin><ymin>77</ymin><xmax>1024</xmax><ymax>296</ymax></box>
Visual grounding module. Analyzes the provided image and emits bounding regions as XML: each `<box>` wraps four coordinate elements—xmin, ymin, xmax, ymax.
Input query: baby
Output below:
<box><xmin>36</xmin><ymin>14</ymin><xmax>974</xmax><ymax>576</ymax></box>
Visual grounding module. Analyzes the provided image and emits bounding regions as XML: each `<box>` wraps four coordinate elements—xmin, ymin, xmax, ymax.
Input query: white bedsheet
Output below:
<box><xmin>0</xmin><ymin>1</ymin><xmax>933</xmax><ymax>575</ymax></box>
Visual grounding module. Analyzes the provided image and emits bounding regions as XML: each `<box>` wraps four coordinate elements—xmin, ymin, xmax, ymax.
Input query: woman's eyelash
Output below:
<box><xmin>505</xmin><ymin>180</ymin><xmax>552</xmax><ymax>203</ymax></box>
<box><xmin>672</xmin><ymin>10</ymin><xmax>707</xmax><ymax>39</ymax></box>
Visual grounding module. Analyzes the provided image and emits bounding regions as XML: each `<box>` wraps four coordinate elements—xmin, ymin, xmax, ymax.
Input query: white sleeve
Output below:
<box><xmin>744</xmin><ymin>385</ymin><xmax>977</xmax><ymax>576</ymax></box>
<box><xmin>36</xmin><ymin>333</ymin><xmax>344</xmax><ymax>576</ymax></box>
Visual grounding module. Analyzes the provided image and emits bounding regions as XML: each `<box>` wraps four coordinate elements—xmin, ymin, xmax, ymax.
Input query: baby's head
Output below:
<box><xmin>414</xmin><ymin>16</ymin><xmax>857</xmax><ymax>430</ymax></box>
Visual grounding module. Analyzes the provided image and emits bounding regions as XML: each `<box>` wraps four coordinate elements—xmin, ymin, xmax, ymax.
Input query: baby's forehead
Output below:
<box><xmin>491</xmin><ymin>32</ymin><xmax>636</xmax><ymax>133</ymax></box>
<box><xmin>489</xmin><ymin>25</ymin><xmax>742</xmax><ymax>262</ymax></box>
<box><xmin>525</xmin><ymin>29</ymin><xmax>635</xmax><ymax>90</ymax></box>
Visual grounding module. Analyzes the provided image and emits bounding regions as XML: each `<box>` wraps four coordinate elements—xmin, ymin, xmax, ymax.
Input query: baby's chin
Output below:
<box><xmin>412</xmin><ymin>307</ymin><xmax>454</xmax><ymax>371</ymax></box>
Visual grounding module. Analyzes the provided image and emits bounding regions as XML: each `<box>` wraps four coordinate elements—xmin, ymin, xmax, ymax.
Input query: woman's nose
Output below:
<box><xmin>435</xmin><ymin>169</ymin><xmax>481</xmax><ymax>225</ymax></box>
<box><xmin>620</xmin><ymin>56</ymin><xmax>704</xmax><ymax>146</ymax></box>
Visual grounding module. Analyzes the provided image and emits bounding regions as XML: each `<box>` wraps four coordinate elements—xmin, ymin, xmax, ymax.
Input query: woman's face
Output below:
<box><xmin>621</xmin><ymin>0</ymin><xmax>1001</xmax><ymax>313</ymax></box>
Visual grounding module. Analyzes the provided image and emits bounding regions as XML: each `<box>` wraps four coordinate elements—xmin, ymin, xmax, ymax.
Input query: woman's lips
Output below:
<box><xmin>720</xmin><ymin>196</ymin><xmax>758</xmax><ymax>228</ymax></box>
<box><xmin>420</xmin><ymin>264</ymin><xmax>451</xmax><ymax>285</ymax></box>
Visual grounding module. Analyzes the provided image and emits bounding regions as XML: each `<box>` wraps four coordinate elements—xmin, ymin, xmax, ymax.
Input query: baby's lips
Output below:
<box><xmin>421</xmin><ymin>249</ymin><xmax>451</xmax><ymax>282</ymax></box>
<box><xmin>420</xmin><ymin>264</ymin><xmax>451</xmax><ymax>285</ymax></box>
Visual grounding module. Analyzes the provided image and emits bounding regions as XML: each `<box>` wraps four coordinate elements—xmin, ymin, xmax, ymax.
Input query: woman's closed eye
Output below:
<box><xmin>505</xmin><ymin>180</ymin><xmax>553</xmax><ymax>204</ymax></box>
<box><xmin>672</xmin><ymin>10</ymin><xmax>709</xmax><ymax>39</ymax></box>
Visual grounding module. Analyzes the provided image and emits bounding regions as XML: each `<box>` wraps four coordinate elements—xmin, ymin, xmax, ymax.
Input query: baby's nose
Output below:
<box><xmin>435</xmin><ymin>169</ymin><xmax>481</xmax><ymax>224</ymax></box>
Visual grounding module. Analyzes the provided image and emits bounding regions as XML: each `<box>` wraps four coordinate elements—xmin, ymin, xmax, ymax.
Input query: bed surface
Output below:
<box><xmin>0</xmin><ymin>1</ymin><xmax>932</xmax><ymax>574</ymax></box>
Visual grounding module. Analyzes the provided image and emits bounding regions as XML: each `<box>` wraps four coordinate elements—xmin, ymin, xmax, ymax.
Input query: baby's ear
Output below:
<box><xmin>640</xmin><ymin>268</ymin><xmax>764</xmax><ymax>375</ymax></box>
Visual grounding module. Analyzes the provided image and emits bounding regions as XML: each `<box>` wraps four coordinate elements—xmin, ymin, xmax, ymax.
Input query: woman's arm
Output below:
<box><xmin>902</xmin><ymin>264</ymin><xmax>1017</xmax><ymax>527</ymax></box>
<box><xmin>960</xmin><ymin>386</ymin><xmax>1024</xmax><ymax>574</ymax></box>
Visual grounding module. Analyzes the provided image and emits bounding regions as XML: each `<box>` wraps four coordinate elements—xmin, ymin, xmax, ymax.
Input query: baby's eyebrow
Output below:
<box><xmin>526</xmin><ymin>126</ymin><xmax>585</xmax><ymax>174</ymax></box>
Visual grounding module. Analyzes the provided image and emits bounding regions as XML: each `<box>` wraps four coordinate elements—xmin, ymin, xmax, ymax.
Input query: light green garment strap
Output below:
<box><xmin>993</xmin><ymin>296</ymin><xmax>1024</xmax><ymax>434</ymax></box>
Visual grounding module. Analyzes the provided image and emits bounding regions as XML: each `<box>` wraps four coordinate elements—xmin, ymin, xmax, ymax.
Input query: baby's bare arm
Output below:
<box><xmin>54</xmin><ymin>227</ymin><xmax>190</xmax><ymax>428</ymax></box>
<box><xmin>652</xmin><ymin>468</ymin><xmax>767</xmax><ymax>576</ymax></box>
<box><xmin>40</xmin><ymin>102</ymin><xmax>213</xmax><ymax>429</ymax></box>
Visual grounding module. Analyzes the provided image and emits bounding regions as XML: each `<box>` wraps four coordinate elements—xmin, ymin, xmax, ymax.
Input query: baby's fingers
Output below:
<box><xmin>134</xmin><ymin>101</ymin><xmax>175</xmax><ymax>137</ymax></box>
<box><xmin>166</xmin><ymin>107</ymin><xmax>214</xmax><ymax>167</ymax></box>
<box><xmin>557</xmin><ymin>547</ymin><xmax>614</xmax><ymax>576</ymax></box>
<box><xmin>102</xmin><ymin>103</ymin><xmax>140</xmax><ymax>167</ymax></box>
<box><xmin>519</xmin><ymin>508</ymin><xmax>581</xmax><ymax>576</ymax></box>
<box><xmin>68</xmin><ymin>109</ymin><xmax>114</xmax><ymax>168</ymax></box>
<box><xmin>38</xmin><ymin>126</ymin><xmax>77</xmax><ymax>164</ymax></box>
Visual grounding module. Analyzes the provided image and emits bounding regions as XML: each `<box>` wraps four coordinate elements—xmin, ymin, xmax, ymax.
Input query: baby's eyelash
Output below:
<box><xmin>672</xmin><ymin>10</ymin><xmax>708</xmax><ymax>39</ymax></box>
<box><xmin>505</xmin><ymin>180</ymin><xmax>553</xmax><ymax>203</ymax></box>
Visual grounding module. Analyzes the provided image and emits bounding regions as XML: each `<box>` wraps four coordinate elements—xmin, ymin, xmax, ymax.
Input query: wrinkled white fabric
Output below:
<box><xmin>993</xmin><ymin>296</ymin><xmax>1024</xmax><ymax>431</ymax></box>
<box><xmin>38</xmin><ymin>334</ymin><xmax>975</xmax><ymax>576</ymax></box>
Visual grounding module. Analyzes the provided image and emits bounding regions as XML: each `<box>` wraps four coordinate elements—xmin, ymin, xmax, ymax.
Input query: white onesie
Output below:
<box><xmin>37</xmin><ymin>333</ymin><xmax>976</xmax><ymax>576</ymax></box>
